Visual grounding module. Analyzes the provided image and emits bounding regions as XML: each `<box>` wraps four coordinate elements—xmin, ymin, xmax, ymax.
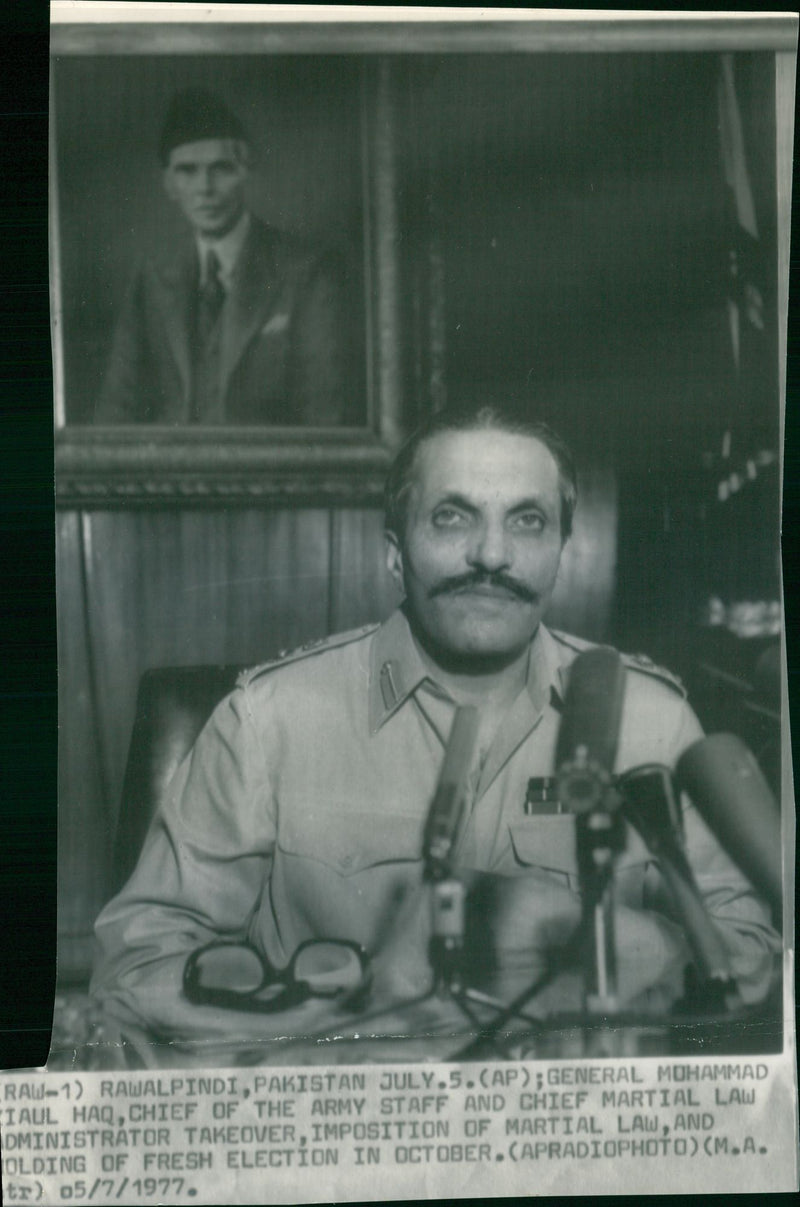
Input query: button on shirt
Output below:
<box><xmin>92</xmin><ymin>610</ymin><xmax>779</xmax><ymax>1038</ymax></box>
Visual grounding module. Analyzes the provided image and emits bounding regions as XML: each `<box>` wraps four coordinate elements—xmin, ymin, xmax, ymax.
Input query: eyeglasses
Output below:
<box><xmin>183</xmin><ymin>939</ymin><xmax>371</xmax><ymax>1013</ymax></box>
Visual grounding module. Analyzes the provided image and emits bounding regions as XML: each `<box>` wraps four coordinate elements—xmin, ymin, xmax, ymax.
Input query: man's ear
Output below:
<box><xmin>385</xmin><ymin>529</ymin><xmax>404</xmax><ymax>591</ymax></box>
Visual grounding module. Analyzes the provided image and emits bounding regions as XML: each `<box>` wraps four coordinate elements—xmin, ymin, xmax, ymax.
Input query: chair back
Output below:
<box><xmin>111</xmin><ymin>665</ymin><xmax>244</xmax><ymax>895</ymax></box>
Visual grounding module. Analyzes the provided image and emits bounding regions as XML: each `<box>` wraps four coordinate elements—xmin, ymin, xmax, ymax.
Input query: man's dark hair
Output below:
<box><xmin>159</xmin><ymin>89</ymin><xmax>248</xmax><ymax>166</ymax></box>
<box><xmin>384</xmin><ymin>402</ymin><xmax>578</xmax><ymax>544</ymax></box>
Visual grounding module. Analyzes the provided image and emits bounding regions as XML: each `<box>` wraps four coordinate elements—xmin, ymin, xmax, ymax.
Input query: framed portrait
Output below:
<box><xmin>51</xmin><ymin>33</ymin><xmax>407</xmax><ymax>504</ymax></box>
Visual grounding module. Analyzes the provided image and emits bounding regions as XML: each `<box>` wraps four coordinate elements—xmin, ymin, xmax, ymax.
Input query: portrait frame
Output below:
<box><xmin>51</xmin><ymin>27</ymin><xmax>408</xmax><ymax>507</ymax></box>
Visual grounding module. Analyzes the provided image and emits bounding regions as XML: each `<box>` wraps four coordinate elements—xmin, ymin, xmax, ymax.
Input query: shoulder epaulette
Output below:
<box><xmin>549</xmin><ymin>628</ymin><xmax>685</xmax><ymax>697</ymax></box>
<box><xmin>236</xmin><ymin>623</ymin><xmax>380</xmax><ymax>689</ymax></box>
<box><xmin>549</xmin><ymin>628</ymin><xmax>599</xmax><ymax>656</ymax></box>
<box><xmin>620</xmin><ymin>650</ymin><xmax>686</xmax><ymax>697</ymax></box>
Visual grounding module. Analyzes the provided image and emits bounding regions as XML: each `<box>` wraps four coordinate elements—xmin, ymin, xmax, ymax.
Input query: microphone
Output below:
<box><xmin>676</xmin><ymin>734</ymin><xmax>782</xmax><ymax>920</ymax></box>
<box><xmin>423</xmin><ymin>705</ymin><xmax>480</xmax><ymax>880</ymax></box>
<box><xmin>555</xmin><ymin>648</ymin><xmax>627</xmax><ymax>1011</ymax></box>
<box><xmin>556</xmin><ymin>647</ymin><xmax>627</xmax><ymax>814</ymax></box>
<box><xmin>423</xmin><ymin>705</ymin><xmax>479</xmax><ymax>991</ymax></box>
<box><xmin>618</xmin><ymin>764</ymin><xmax>733</xmax><ymax>986</ymax></box>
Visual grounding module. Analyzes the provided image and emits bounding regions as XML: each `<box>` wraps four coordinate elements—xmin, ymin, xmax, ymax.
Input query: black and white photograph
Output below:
<box><xmin>32</xmin><ymin>4</ymin><xmax>800</xmax><ymax>1200</ymax></box>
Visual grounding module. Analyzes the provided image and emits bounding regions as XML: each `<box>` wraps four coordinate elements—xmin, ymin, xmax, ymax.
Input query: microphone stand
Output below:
<box><xmin>428</xmin><ymin>870</ymin><xmax>467</xmax><ymax>996</ymax></box>
<box><xmin>425</xmin><ymin>852</ymin><xmax>552</xmax><ymax>1056</ymax></box>
<box><xmin>550</xmin><ymin>782</ymin><xmax>630</xmax><ymax>1057</ymax></box>
<box><xmin>451</xmin><ymin>789</ymin><xmax>631</xmax><ymax>1062</ymax></box>
<box><xmin>575</xmin><ymin>788</ymin><xmax>625</xmax><ymax>1018</ymax></box>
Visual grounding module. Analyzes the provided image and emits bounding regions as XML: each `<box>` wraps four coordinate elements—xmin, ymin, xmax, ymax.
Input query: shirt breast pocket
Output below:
<box><xmin>508</xmin><ymin>817</ymin><xmax>653</xmax><ymax>907</ymax></box>
<box><xmin>508</xmin><ymin>817</ymin><xmax>578</xmax><ymax>889</ymax></box>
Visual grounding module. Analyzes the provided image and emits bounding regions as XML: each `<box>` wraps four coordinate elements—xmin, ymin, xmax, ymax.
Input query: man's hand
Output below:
<box><xmin>464</xmin><ymin>871</ymin><xmax>690</xmax><ymax>1014</ymax></box>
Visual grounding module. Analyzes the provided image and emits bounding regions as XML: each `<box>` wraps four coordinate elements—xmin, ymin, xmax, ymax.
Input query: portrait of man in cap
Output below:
<box><xmin>94</xmin><ymin>88</ymin><xmax>352</xmax><ymax>426</ymax></box>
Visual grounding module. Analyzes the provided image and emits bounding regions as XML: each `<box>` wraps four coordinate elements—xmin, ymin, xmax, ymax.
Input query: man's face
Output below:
<box><xmin>163</xmin><ymin>138</ymin><xmax>249</xmax><ymax>238</ymax></box>
<box><xmin>386</xmin><ymin>429</ymin><xmax>566</xmax><ymax>666</ymax></box>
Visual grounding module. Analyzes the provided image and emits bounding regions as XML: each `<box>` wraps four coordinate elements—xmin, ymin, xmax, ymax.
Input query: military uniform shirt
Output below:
<box><xmin>92</xmin><ymin>610</ymin><xmax>779</xmax><ymax>1039</ymax></box>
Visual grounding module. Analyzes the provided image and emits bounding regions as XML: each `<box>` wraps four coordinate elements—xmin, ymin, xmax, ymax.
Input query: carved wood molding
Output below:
<box><xmin>56</xmin><ymin>469</ymin><xmax>389</xmax><ymax>508</ymax></box>
<box><xmin>55</xmin><ymin>432</ymin><xmax>393</xmax><ymax>508</ymax></box>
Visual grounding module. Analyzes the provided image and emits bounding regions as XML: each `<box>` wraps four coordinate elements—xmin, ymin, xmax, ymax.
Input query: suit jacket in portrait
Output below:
<box><xmin>95</xmin><ymin>218</ymin><xmax>354</xmax><ymax>426</ymax></box>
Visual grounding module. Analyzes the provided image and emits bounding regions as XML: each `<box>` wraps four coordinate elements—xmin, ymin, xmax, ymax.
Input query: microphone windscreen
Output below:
<box><xmin>619</xmin><ymin>764</ymin><xmax>731</xmax><ymax>982</ymax></box>
<box><xmin>556</xmin><ymin>647</ymin><xmax>626</xmax><ymax>813</ymax></box>
<box><xmin>676</xmin><ymin>733</ymin><xmax>782</xmax><ymax>918</ymax></box>
<box><xmin>423</xmin><ymin>705</ymin><xmax>479</xmax><ymax>875</ymax></box>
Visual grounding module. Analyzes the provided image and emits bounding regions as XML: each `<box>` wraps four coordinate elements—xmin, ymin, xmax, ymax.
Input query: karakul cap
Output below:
<box><xmin>159</xmin><ymin>89</ymin><xmax>246</xmax><ymax>164</ymax></box>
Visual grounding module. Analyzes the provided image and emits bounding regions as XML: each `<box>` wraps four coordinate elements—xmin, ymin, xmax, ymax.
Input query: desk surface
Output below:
<box><xmin>50</xmin><ymin>986</ymin><xmax>488</xmax><ymax>1069</ymax></box>
<box><xmin>50</xmin><ymin>975</ymin><xmax>685</xmax><ymax>1069</ymax></box>
<box><xmin>49</xmin><ymin>970</ymin><xmax>780</xmax><ymax>1070</ymax></box>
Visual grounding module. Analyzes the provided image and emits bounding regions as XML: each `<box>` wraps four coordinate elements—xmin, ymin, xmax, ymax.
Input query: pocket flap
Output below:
<box><xmin>508</xmin><ymin>817</ymin><xmax>578</xmax><ymax>877</ymax></box>
<box><xmin>509</xmin><ymin>816</ymin><xmax>653</xmax><ymax>880</ymax></box>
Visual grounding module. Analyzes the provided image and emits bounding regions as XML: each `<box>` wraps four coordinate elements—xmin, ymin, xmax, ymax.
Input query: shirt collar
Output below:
<box><xmin>532</xmin><ymin>622</ymin><xmax>569</xmax><ymax>711</ymax></box>
<box><xmin>368</xmin><ymin>608</ymin><xmax>566</xmax><ymax>734</ymax></box>
<box><xmin>368</xmin><ymin>610</ymin><xmax>430</xmax><ymax>733</ymax></box>
<box><xmin>197</xmin><ymin>210</ymin><xmax>251</xmax><ymax>288</ymax></box>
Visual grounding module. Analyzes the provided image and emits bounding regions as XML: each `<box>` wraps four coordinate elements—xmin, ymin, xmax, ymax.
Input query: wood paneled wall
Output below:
<box><xmin>57</xmin><ymin>478</ymin><xmax>615</xmax><ymax>979</ymax></box>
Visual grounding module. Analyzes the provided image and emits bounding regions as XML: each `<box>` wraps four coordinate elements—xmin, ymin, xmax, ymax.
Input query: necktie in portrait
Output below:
<box><xmin>192</xmin><ymin>247</ymin><xmax>226</xmax><ymax>421</ymax></box>
<box><xmin>196</xmin><ymin>247</ymin><xmax>225</xmax><ymax>346</ymax></box>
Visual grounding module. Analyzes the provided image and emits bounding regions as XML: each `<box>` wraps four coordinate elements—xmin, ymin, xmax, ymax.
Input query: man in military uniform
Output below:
<box><xmin>95</xmin><ymin>88</ymin><xmax>350</xmax><ymax>426</ymax></box>
<box><xmin>92</xmin><ymin>403</ymin><xmax>778</xmax><ymax>1051</ymax></box>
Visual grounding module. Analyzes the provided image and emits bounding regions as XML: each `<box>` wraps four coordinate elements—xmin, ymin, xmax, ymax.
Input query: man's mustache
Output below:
<box><xmin>428</xmin><ymin>571</ymin><xmax>539</xmax><ymax>603</ymax></box>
